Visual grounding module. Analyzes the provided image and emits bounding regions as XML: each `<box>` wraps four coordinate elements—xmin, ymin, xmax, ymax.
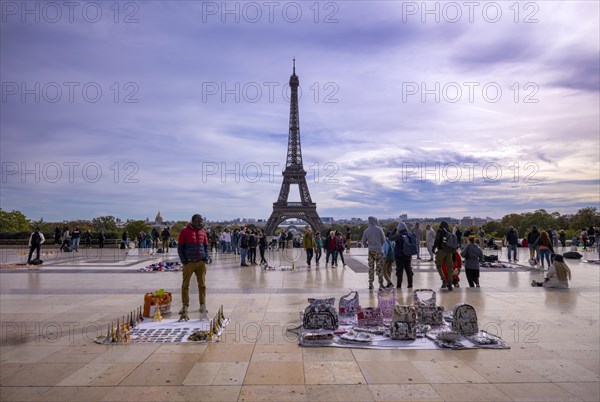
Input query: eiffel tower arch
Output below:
<box><xmin>264</xmin><ymin>61</ymin><xmax>324</xmax><ymax>236</ymax></box>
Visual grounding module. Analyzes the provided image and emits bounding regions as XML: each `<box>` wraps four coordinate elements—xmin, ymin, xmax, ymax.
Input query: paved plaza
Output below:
<box><xmin>0</xmin><ymin>246</ymin><xmax>599</xmax><ymax>401</ymax></box>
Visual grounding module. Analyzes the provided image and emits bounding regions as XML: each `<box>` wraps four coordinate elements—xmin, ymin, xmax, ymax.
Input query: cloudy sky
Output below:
<box><xmin>1</xmin><ymin>1</ymin><xmax>599</xmax><ymax>223</ymax></box>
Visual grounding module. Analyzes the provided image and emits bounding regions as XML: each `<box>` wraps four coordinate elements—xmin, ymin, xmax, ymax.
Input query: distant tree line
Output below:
<box><xmin>1</xmin><ymin>207</ymin><xmax>598</xmax><ymax>243</ymax></box>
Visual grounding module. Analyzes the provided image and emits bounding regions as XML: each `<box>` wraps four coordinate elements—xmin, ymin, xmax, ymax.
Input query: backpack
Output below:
<box><xmin>303</xmin><ymin>298</ymin><xmax>338</xmax><ymax>330</ymax></box>
<box><xmin>443</xmin><ymin>229</ymin><xmax>459</xmax><ymax>250</ymax></box>
<box><xmin>384</xmin><ymin>240</ymin><xmax>395</xmax><ymax>262</ymax></box>
<box><xmin>248</xmin><ymin>235</ymin><xmax>257</xmax><ymax>248</ymax></box>
<box><xmin>31</xmin><ymin>232</ymin><xmax>42</xmax><ymax>246</ymax></box>
<box><xmin>402</xmin><ymin>233</ymin><xmax>418</xmax><ymax>256</ymax></box>
<box><xmin>240</xmin><ymin>235</ymin><xmax>248</xmax><ymax>248</ymax></box>
<box><xmin>452</xmin><ymin>304</ymin><xmax>478</xmax><ymax>335</ymax></box>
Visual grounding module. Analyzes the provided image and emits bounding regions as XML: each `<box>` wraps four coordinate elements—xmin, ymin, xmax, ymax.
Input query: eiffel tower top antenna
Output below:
<box><xmin>293</xmin><ymin>58</ymin><xmax>295</xmax><ymax>75</ymax></box>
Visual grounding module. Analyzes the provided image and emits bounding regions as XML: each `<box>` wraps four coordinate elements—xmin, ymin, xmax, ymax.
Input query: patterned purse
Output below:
<box><xmin>413</xmin><ymin>289</ymin><xmax>436</xmax><ymax>307</ymax></box>
<box><xmin>356</xmin><ymin>307</ymin><xmax>384</xmax><ymax>327</ymax></box>
<box><xmin>413</xmin><ymin>288</ymin><xmax>444</xmax><ymax>325</ymax></box>
<box><xmin>303</xmin><ymin>298</ymin><xmax>339</xmax><ymax>330</ymax></box>
<box><xmin>452</xmin><ymin>304</ymin><xmax>478</xmax><ymax>335</ymax></box>
<box><xmin>339</xmin><ymin>290</ymin><xmax>359</xmax><ymax>316</ymax></box>
<box><xmin>377</xmin><ymin>287</ymin><xmax>397</xmax><ymax>320</ymax></box>
<box><xmin>390</xmin><ymin>305</ymin><xmax>417</xmax><ymax>340</ymax></box>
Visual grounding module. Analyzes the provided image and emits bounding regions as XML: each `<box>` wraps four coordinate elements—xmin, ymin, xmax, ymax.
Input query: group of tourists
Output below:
<box><xmin>357</xmin><ymin>217</ymin><xmax>583</xmax><ymax>292</ymax></box>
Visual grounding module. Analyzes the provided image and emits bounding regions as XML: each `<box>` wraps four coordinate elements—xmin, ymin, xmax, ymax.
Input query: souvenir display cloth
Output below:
<box><xmin>299</xmin><ymin>292</ymin><xmax>508</xmax><ymax>350</ymax></box>
<box><xmin>583</xmin><ymin>259</ymin><xmax>600</xmax><ymax>265</ymax></box>
<box><xmin>263</xmin><ymin>264</ymin><xmax>306</xmax><ymax>271</ymax></box>
<box><xmin>95</xmin><ymin>317</ymin><xmax>231</xmax><ymax>344</ymax></box>
<box><xmin>303</xmin><ymin>298</ymin><xmax>339</xmax><ymax>330</ymax></box>
<box><xmin>299</xmin><ymin>324</ymin><xmax>509</xmax><ymax>350</ymax></box>
<box><xmin>339</xmin><ymin>290</ymin><xmax>360</xmax><ymax>316</ymax></box>
<box><xmin>138</xmin><ymin>261</ymin><xmax>182</xmax><ymax>272</ymax></box>
<box><xmin>479</xmin><ymin>262</ymin><xmax>531</xmax><ymax>270</ymax></box>
<box><xmin>377</xmin><ymin>287</ymin><xmax>397</xmax><ymax>320</ymax></box>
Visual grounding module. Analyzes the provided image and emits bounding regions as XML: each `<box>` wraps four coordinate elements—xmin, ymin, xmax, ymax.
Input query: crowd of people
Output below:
<box><xmin>25</xmin><ymin>219</ymin><xmax>596</xmax><ymax>294</ymax></box>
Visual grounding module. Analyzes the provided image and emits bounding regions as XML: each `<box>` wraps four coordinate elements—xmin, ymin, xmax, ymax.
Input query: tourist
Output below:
<box><xmin>382</xmin><ymin>232</ymin><xmax>395</xmax><ymax>288</ymax></box>
<box><xmin>98</xmin><ymin>230</ymin><xmax>105</xmax><ymax>249</ymax></box>
<box><xmin>84</xmin><ymin>229</ymin><xmax>92</xmax><ymax>248</ymax></box>
<box><xmin>531</xmin><ymin>254</ymin><xmax>571</xmax><ymax>288</ymax></box>
<box><xmin>534</xmin><ymin>231</ymin><xmax>554</xmax><ymax>269</ymax></box>
<box><xmin>324</xmin><ymin>231</ymin><xmax>336</xmax><ymax>267</ymax></box>
<box><xmin>144</xmin><ymin>231</ymin><xmax>152</xmax><ymax>253</ymax></box>
<box><xmin>442</xmin><ymin>251</ymin><xmax>462</xmax><ymax>287</ymax></box>
<box><xmin>412</xmin><ymin>223</ymin><xmax>422</xmax><ymax>260</ymax></box>
<box><xmin>177</xmin><ymin>214</ymin><xmax>209</xmax><ymax>316</ymax></box>
<box><xmin>151</xmin><ymin>227</ymin><xmax>160</xmax><ymax>251</ymax></box>
<box><xmin>580</xmin><ymin>228</ymin><xmax>589</xmax><ymax>251</ymax></box>
<box><xmin>314</xmin><ymin>232</ymin><xmax>323</xmax><ymax>266</ymax></box>
<box><xmin>345</xmin><ymin>227</ymin><xmax>352</xmax><ymax>253</ymax></box>
<box><xmin>303</xmin><ymin>228</ymin><xmax>316</xmax><ymax>268</ymax></box>
<box><xmin>121</xmin><ymin>230</ymin><xmax>129</xmax><ymax>250</ymax></box>
<box><xmin>550</xmin><ymin>228</ymin><xmax>559</xmax><ymax>249</ymax></box>
<box><xmin>258</xmin><ymin>231</ymin><xmax>268</xmax><ymax>265</ymax></box>
<box><xmin>161</xmin><ymin>226</ymin><xmax>171</xmax><ymax>253</ymax></box>
<box><xmin>478</xmin><ymin>226</ymin><xmax>486</xmax><ymax>247</ymax></box>
<box><xmin>27</xmin><ymin>227</ymin><xmax>45</xmax><ymax>264</ymax></box>
<box><xmin>71</xmin><ymin>226</ymin><xmax>81</xmax><ymax>252</ymax></box>
<box><xmin>526</xmin><ymin>225</ymin><xmax>540</xmax><ymax>261</ymax></box>
<box><xmin>432</xmin><ymin>221</ymin><xmax>457</xmax><ymax>291</ymax></box>
<box><xmin>571</xmin><ymin>236</ymin><xmax>579</xmax><ymax>251</ymax></box>
<box><xmin>506</xmin><ymin>226</ymin><xmax>519</xmax><ymax>262</ymax></box>
<box><xmin>60</xmin><ymin>227</ymin><xmax>71</xmax><ymax>252</ymax></box>
<box><xmin>208</xmin><ymin>229</ymin><xmax>219</xmax><ymax>253</ymax></box>
<box><xmin>248</xmin><ymin>230</ymin><xmax>257</xmax><ymax>265</ymax></box>
<box><xmin>390</xmin><ymin>223</ymin><xmax>413</xmax><ymax>289</ymax></box>
<box><xmin>588</xmin><ymin>226</ymin><xmax>596</xmax><ymax>248</ymax></box>
<box><xmin>232</xmin><ymin>229</ymin><xmax>240</xmax><ymax>255</ymax></box>
<box><xmin>54</xmin><ymin>226</ymin><xmax>61</xmax><ymax>247</ymax></box>
<box><xmin>361</xmin><ymin>216</ymin><xmax>386</xmax><ymax>290</ymax></box>
<box><xmin>425</xmin><ymin>224</ymin><xmax>435</xmax><ymax>262</ymax></box>
<box><xmin>335</xmin><ymin>231</ymin><xmax>346</xmax><ymax>267</ymax></box>
<box><xmin>238</xmin><ymin>229</ymin><xmax>249</xmax><ymax>267</ymax></box>
<box><xmin>559</xmin><ymin>229</ymin><xmax>567</xmax><ymax>248</ymax></box>
<box><xmin>461</xmin><ymin>236</ymin><xmax>484</xmax><ymax>287</ymax></box>
<box><xmin>454</xmin><ymin>226</ymin><xmax>463</xmax><ymax>247</ymax></box>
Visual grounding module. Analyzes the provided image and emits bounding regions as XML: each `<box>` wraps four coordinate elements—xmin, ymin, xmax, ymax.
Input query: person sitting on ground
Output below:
<box><xmin>531</xmin><ymin>254</ymin><xmax>571</xmax><ymax>288</ymax></box>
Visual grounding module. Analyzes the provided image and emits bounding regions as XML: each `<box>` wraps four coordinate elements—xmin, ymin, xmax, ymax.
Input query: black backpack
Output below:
<box><xmin>248</xmin><ymin>235</ymin><xmax>257</xmax><ymax>248</ymax></box>
<box><xmin>240</xmin><ymin>235</ymin><xmax>249</xmax><ymax>248</ymax></box>
<box><xmin>31</xmin><ymin>232</ymin><xmax>42</xmax><ymax>246</ymax></box>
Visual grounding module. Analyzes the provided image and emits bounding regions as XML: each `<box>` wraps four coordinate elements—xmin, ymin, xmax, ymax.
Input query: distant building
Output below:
<box><xmin>321</xmin><ymin>217</ymin><xmax>334</xmax><ymax>224</ymax></box>
<box><xmin>459</xmin><ymin>216</ymin><xmax>487</xmax><ymax>227</ymax></box>
<box><xmin>399</xmin><ymin>214</ymin><xmax>408</xmax><ymax>221</ymax></box>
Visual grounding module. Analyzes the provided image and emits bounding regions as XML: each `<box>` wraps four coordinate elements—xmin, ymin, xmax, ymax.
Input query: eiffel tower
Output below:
<box><xmin>264</xmin><ymin>60</ymin><xmax>324</xmax><ymax>235</ymax></box>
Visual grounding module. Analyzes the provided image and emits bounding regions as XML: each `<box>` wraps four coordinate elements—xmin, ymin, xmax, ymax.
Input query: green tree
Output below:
<box><xmin>170</xmin><ymin>221</ymin><xmax>189</xmax><ymax>238</ymax></box>
<box><xmin>91</xmin><ymin>216</ymin><xmax>118</xmax><ymax>232</ymax></box>
<box><xmin>124</xmin><ymin>220</ymin><xmax>150</xmax><ymax>239</ymax></box>
<box><xmin>570</xmin><ymin>207</ymin><xmax>600</xmax><ymax>231</ymax></box>
<box><xmin>0</xmin><ymin>209</ymin><xmax>30</xmax><ymax>232</ymax></box>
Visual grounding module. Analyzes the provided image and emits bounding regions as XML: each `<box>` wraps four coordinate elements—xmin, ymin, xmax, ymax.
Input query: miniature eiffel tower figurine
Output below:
<box><xmin>153</xmin><ymin>302</ymin><xmax>164</xmax><ymax>322</ymax></box>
